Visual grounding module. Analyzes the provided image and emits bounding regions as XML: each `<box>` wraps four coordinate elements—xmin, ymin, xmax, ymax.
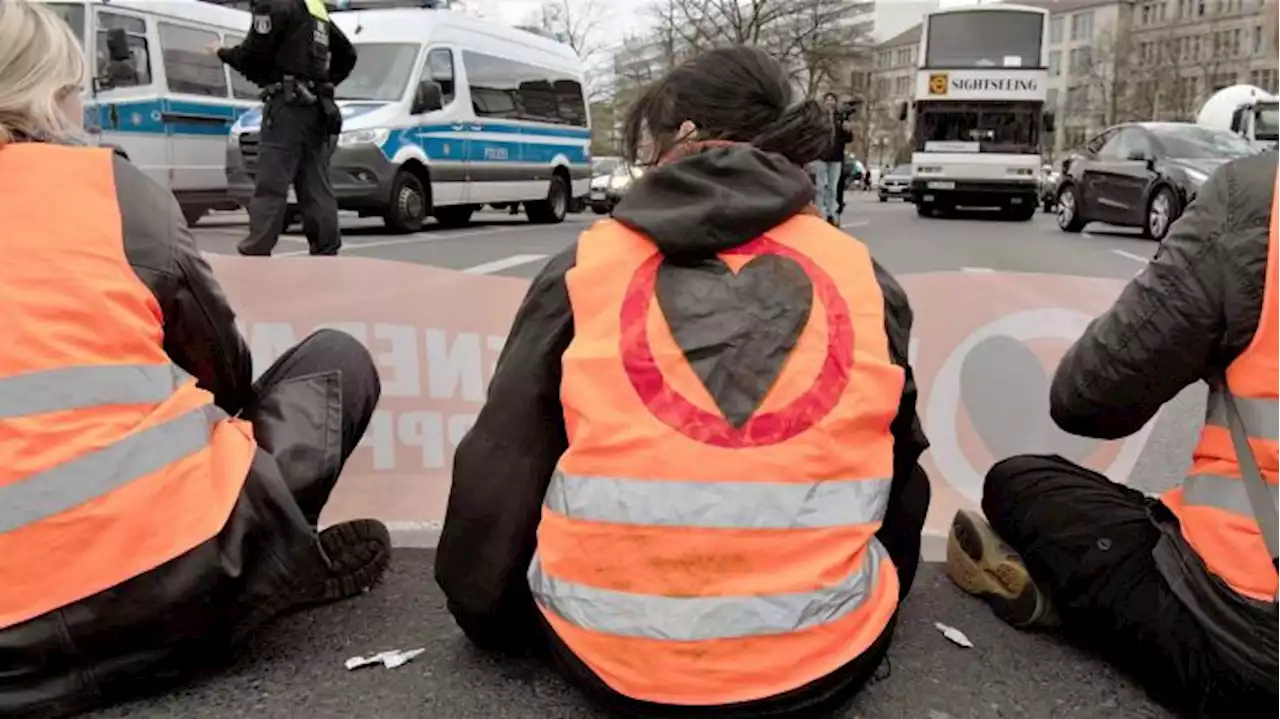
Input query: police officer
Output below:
<box><xmin>211</xmin><ymin>0</ymin><xmax>356</xmax><ymax>256</ymax></box>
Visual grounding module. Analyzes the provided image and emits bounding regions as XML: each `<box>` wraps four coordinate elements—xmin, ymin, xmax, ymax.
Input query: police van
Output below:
<box><xmin>46</xmin><ymin>0</ymin><xmax>259</xmax><ymax>226</ymax></box>
<box><xmin>224</xmin><ymin>4</ymin><xmax>592</xmax><ymax>232</ymax></box>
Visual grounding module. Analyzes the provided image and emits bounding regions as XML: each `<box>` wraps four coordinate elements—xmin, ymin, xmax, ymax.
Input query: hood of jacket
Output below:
<box><xmin>612</xmin><ymin>144</ymin><xmax>814</xmax><ymax>259</ymax></box>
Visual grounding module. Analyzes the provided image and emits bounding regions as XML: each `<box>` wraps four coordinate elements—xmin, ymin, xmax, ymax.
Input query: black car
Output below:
<box><xmin>1055</xmin><ymin>122</ymin><xmax>1259</xmax><ymax>240</ymax></box>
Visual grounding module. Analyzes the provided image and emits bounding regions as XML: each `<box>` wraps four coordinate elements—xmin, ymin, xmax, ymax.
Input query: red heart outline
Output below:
<box><xmin>619</xmin><ymin>236</ymin><xmax>855</xmax><ymax>448</ymax></box>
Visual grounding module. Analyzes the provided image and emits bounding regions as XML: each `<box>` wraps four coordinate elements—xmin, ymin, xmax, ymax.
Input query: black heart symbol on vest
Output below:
<box><xmin>655</xmin><ymin>255</ymin><xmax>814</xmax><ymax>428</ymax></box>
<box><xmin>960</xmin><ymin>334</ymin><xmax>1099</xmax><ymax>464</ymax></box>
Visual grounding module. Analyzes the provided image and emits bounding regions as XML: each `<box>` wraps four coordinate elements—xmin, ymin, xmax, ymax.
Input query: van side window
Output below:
<box><xmin>224</xmin><ymin>34</ymin><xmax>260</xmax><ymax>100</ymax></box>
<box><xmin>425</xmin><ymin>48</ymin><xmax>456</xmax><ymax>105</ymax></box>
<box><xmin>462</xmin><ymin>50</ymin><xmax>587</xmax><ymax>127</ymax></box>
<box><xmin>158</xmin><ymin>23</ymin><xmax>227</xmax><ymax>97</ymax></box>
<box><xmin>95</xmin><ymin>12</ymin><xmax>152</xmax><ymax>89</ymax></box>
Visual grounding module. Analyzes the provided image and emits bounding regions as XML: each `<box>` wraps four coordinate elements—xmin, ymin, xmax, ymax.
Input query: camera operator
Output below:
<box><xmin>810</xmin><ymin>92</ymin><xmax>853</xmax><ymax>225</ymax></box>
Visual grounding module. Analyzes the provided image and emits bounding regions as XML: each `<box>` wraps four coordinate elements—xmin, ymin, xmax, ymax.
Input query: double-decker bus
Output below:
<box><xmin>904</xmin><ymin>3</ymin><xmax>1054</xmax><ymax>220</ymax></box>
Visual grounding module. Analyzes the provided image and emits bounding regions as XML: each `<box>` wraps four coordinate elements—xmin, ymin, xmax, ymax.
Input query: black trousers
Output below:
<box><xmin>240</xmin><ymin>100</ymin><xmax>341</xmax><ymax>257</ymax></box>
<box><xmin>545</xmin><ymin>463</ymin><xmax>933</xmax><ymax>718</ymax></box>
<box><xmin>0</xmin><ymin>330</ymin><xmax>381</xmax><ymax>719</ymax></box>
<box><xmin>836</xmin><ymin>171</ymin><xmax>848</xmax><ymax>214</ymax></box>
<box><xmin>983</xmin><ymin>454</ymin><xmax>1279</xmax><ymax>718</ymax></box>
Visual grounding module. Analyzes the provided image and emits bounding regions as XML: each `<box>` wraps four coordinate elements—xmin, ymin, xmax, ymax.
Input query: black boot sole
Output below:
<box><xmin>304</xmin><ymin>519</ymin><xmax>392</xmax><ymax>607</ymax></box>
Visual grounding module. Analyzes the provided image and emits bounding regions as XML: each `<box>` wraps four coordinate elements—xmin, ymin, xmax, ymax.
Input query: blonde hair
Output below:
<box><xmin>0</xmin><ymin>0</ymin><xmax>88</xmax><ymax>145</ymax></box>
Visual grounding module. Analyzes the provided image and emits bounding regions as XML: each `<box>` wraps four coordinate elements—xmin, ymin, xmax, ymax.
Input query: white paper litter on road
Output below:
<box><xmin>934</xmin><ymin>622</ymin><xmax>974</xmax><ymax>648</ymax></box>
<box><xmin>345</xmin><ymin>648</ymin><xmax>426</xmax><ymax>671</ymax></box>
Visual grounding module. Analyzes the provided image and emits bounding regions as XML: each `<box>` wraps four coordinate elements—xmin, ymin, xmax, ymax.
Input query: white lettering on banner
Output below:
<box><xmin>233</xmin><ymin>321</ymin><xmax>505</xmax><ymax>471</ymax></box>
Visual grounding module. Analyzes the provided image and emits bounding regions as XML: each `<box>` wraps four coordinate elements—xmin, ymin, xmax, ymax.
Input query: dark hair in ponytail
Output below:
<box><xmin>621</xmin><ymin>46</ymin><xmax>834</xmax><ymax>167</ymax></box>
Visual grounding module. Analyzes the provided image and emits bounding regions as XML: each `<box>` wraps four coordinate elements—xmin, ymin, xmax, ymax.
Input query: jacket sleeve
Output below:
<box><xmin>435</xmin><ymin>246</ymin><xmax>576</xmax><ymax>651</ymax></box>
<box><xmin>113</xmin><ymin>154</ymin><xmax>256</xmax><ymax>416</ymax></box>
<box><xmin>873</xmin><ymin>260</ymin><xmax>930</xmax><ymax>476</ymax></box>
<box><xmin>1049</xmin><ymin>167</ymin><xmax>1234</xmax><ymax>440</ymax></box>
<box><xmin>327</xmin><ymin>21</ymin><xmax>357</xmax><ymax>86</ymax></box>
<box><xmin>217</xmin><ymin>0</ymin><xmax>286</xmax><ymax>79</ymax></box>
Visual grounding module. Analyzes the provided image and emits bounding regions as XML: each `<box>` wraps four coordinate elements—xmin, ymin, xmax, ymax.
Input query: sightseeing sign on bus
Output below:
<box><xmin>904</xmin><ymin>3</ymin><xmax>1055</xmax><ymax>220</ymax></box>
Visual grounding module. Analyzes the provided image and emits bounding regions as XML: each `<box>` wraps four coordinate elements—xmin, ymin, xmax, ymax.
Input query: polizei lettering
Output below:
<box><xmin>953</xmin><ymin>77</ymin><xmax>1038</xmax><ymax>92</ymax></box>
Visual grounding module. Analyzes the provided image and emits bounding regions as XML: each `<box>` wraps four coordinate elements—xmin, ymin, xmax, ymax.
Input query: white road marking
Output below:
<box><xmin>841</xmin><ymin>220</ymin><xmax>870</xmax><ymax>229</ymax></box>
<box><xmin>960</xmin><ymin>266</ymin><xmax>996</xmax><ymax>273</ymax></box>
<box><xmin>275</xmin><ymin>223</ymin><xmax>533</xmax><ymax>257</ymax></box>
<box><xmin>462</xmin><ymin>253</ymin><xmax>549</xmax><ymax>275</ymax></box>
<box><xmin>1112</xmin><ymin>248</ymin><xmax>1150</xmax><ymax>264</ymax></box>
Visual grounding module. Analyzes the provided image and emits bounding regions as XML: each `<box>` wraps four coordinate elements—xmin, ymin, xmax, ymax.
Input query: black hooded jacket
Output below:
<box><xmin>434</xmin><ymin>145</ymin><xmax>928</xmax><ymax>647</ymax></box>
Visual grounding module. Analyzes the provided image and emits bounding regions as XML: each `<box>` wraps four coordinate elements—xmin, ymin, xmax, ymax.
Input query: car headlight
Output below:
<box><xmin>609</xmin><ymin>174</ymin><xmax>631</xmax><ymax>190</ymax></box>
<box><xmin>228</xmin><ymin>130</ymin><xmax>242</xmax><ymax>147</ymax></box>
<box><xmin>337</xmin><ymin>128</ymin><xmax>391</xmax><ymax>149</ymax></box>
<box><xmin>1183</xmin><ymin>168</ymin><xmax>1209</xmax><ymax>187</ymax></box>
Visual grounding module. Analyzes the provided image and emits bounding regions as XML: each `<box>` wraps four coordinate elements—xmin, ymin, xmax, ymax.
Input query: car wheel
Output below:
<box><xmin>916</xmin><ymin>202</ymin><xmax>934</xmax><ymax>218</ymax></box>
<box><xmin>383</xmin><ymin>170</ymin><xmax>429</xmax><ymax>234</ymax></box>
<box><xmin>1056</xmin><ymin>183</ymin><xmax>1086</xmax><ymax>233</ymax></box>
<box><xmin>527</xmin><ymin>173</ymin><xmax>569</xmax><ymax>224</ymax></box>
<box><xmin>591</xmin><ymin>201</ymin><xmax>609</xmax><ymax>215</ymax></box>
<box><xmin>1143</xmin><ymin>186</ymin><xmax>1180</xmax><ymax>241</ymax></box>
<box><xmin>879</xmin><ymin>195</ymin><xmax>888</xmax><ymax>202</ymax></box>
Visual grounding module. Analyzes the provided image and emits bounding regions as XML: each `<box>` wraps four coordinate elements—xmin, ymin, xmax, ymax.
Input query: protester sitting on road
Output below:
<box><xmin>0</xmin><ymin>4</ymin><xmax>389</xmax><ymax>716</ymax></box>
<box><xmin>946</xmin><ymin>152</ymin><xmax>1279</xmax><ymax>716</ymax></box>
<box><xmin>436</xmin><ymin>45</ymin><xmax>932</xmax><ymax>718</ymax></box>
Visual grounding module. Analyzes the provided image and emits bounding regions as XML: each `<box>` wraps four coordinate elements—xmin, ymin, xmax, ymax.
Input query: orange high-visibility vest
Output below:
<box><xmin>0</xmin><ymin>144</ymin><xmax>257</xmax><ymax>629</ymax></box>
<box><xmin>530</xmin><ymin>214</ymin><xmax>905</xmax><ymax>706</ymax></box>
<box><xmin>1162</xmin><ymin>179</ymin><xmax>1280</xmax><ymax>602</ymax></box>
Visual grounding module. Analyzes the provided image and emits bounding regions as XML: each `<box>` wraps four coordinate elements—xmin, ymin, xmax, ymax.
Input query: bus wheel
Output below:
<box><xmin>383</xmin><ymin>170</ymin><xmax>429</xmax><ymax>234</ymax></box>
<box><xmin>527</xmin><ymin>173</ymin><xmax>569</xmax><ymax>224</ymax></box>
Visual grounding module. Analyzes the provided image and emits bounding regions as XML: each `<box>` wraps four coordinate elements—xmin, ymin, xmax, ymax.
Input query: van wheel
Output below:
<box><xmin>434</xmin><ymin>205</ymin><xmax>474</xmax><ymax>228</ymax></box>
<box><xmin>383</xmin><ymin>170</ymin><xmax>429</xmax><ymax>234</ymax></box>
<box><xmin>527</xmin><ymin>173</ymin><xmax>569</xmax><ymax>224</ymax></box>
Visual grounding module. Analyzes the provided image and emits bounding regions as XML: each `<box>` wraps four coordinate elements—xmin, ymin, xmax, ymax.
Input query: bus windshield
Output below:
<box><xmin>915</xmin><ymin>102</ymin><xmax>1041</xmax><ymax>154</ymax></box>
<box><xmin>336</xmin><ymin>43</ymin><xmax>419</xmax><ymax>102</ymax></box>
<box><xmin>925</xmin><ymin>10</ymin><xmax>1043</xmax><ymax>68</ymax></box>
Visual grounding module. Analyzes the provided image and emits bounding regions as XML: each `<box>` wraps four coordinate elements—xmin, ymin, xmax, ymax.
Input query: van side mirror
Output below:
<box><xmin>1043</xmin><ymin>110</ymin><xmax>1056</xmax><ymax>134</ymax></box>
<box><xmin>411</xmin><ymin>80</ymin><xmax>444</xmax><ymax>114</ymax></box>
<box><xmin>106</xmin><ymin>28</ymin><xmax>131</xmax><ymax>62</ymax></box>
<box><xmin>897</xmin><ymin>102</ymin><xmax>908</xmax><ymax>122</ymax></box>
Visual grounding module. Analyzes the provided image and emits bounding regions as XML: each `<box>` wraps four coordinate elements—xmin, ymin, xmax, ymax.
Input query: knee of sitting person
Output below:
<box><xmin>981</xmin><ymin>454</ymin><xmax>1056</xmax><ymax>521</ymax></box>
<box><xmin>300</xmin><ymin>330</ymin><xmax>379</xmax><ymax>382</ymax></box>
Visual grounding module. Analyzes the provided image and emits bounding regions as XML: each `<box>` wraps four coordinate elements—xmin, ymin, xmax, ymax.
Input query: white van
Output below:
<box><xmin>46</xmin><ymin>0</ymin><xmax>259</xmax><ymax>226</ymax></box>
<box><xmin>224</xmin><ymin>6</ymin><xmax>592</xmax><ymax>232</ymax></box>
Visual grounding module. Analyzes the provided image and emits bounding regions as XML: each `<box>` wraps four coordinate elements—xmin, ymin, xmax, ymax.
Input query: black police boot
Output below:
<box><xmin>298</xmin><ymin>519</ymin><xmax>392</xmax><ymax>607</ymax></box>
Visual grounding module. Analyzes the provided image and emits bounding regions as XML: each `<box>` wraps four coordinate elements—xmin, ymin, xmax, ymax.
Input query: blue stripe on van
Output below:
<box><xmin>87</xmin><ymin>99</ymin><xmax>254</xmax><ymax>137</ymax></box>
<box><xmin>383</xmin><ymin>123</ymin><xmax>589</xmax><ymax>165</ymax></box>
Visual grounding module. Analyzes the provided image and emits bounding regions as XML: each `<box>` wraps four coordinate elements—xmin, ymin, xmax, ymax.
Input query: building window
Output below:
<box><xmin>1069</xmin><ymin>46</ymin><xmax>1093</xmax><ymax>74</ymax></box>
<box><xmin>1064</xmin><ymin>127</ymin><xmax>1087</xmax><ymax>149</ymax></box>
<box><xmin>1050</xmin><ymin>16</ymin><xmax>1064</xmax><ymax>44</ymax></box>
<box><xmin>95</xmin><ymin>11</ymin><xmax>152</xmax><ymax>89</ymax></box>
<box><xmin>1066</xmin><ymin>85</ymin><xmax>1089</xmax><ymax>113</ymax></box>
<box><xmin>1252</xmin><ymin>69</ymin><xmax>1279</xmax><ymax>93</ymax></box>
<box><xmin>1047</xmin><ymin>88</ymin><xmax>1059</xmax><ymax>108</ymax></box>
<box><xmin>1070</xmin><ymin>11</ymin><xmax>1094</xmax><ymax>41</ymax></box>
<box><xmin>894</xmin><ymin>75</ymin><xmax>911</xmax><ymax>95</ymax></box>
<box><xmin>1049</xmin><ymin>50</ymin><xmax>1061</xmax><ymax>76</ymax></box>
<box><xmin>159</xmin><ymin>23</ymin><xmax>227</xmax><ymax>97</ymax></box>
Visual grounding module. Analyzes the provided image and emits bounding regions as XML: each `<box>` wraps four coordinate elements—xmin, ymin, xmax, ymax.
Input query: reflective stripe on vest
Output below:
<box><xmin>531</xmin><ymin>539</ymin><xmax>888</xmax><ymax>642</ymax></box>
<box><xmin>531</xmin><ymin>214</ymin><xmax>903</xmax><ymax>707</ymax></box>
<box><xmin>0</xmin><ymin>144</ymin><xmax>255</xmax><ymax>630</ymax></box>
<box><xmin>304</xmin><ymin>0</ymin><xmax>329</xmax><ymax>21</ymax></box>
<box><xmin>1163</xmin><ymin>175</ymin><xmax>1280</xmax><ymax>602</ymax></box>
<box><xmin>0</xmin><ymin>365</ymin><xmax>217</xmax><ymax>534</ymax></box>
<box><xmin>543</xmin><ymin>469</ymin><xmax>893</xmax><ymax>529</ymax></box>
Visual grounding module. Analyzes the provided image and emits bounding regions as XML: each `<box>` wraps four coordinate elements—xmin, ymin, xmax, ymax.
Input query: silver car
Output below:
<box><xmin>878</xmin><ymin>164</ymin><xmax>913</xmax><ymax>202</ymax></box>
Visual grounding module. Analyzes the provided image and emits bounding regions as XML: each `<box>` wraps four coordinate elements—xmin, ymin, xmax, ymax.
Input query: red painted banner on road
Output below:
<box><xmin>207</xmin><ymin>255</ymin><xmax>1158</xmax><ymax>544</ymax></box>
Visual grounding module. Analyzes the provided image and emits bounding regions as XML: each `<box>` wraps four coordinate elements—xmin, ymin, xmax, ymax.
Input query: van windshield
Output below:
<box><xmin>336</xmin><ymin>43</ymin><xmax>419</xmax><ymax>102</ymax></box>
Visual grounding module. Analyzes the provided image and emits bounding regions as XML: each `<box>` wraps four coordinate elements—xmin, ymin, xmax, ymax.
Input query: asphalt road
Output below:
<box><xmin>98</xmin><ymin>192</ymin><xmax>1195</xmax><ymax>719</ymax></box>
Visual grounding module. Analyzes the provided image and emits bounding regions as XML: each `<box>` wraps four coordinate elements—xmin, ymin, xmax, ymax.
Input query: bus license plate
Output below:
<box><xmin>927</xmin><ymin>181</ymin><xmax>955</xmax><ymax>190</ymax></box>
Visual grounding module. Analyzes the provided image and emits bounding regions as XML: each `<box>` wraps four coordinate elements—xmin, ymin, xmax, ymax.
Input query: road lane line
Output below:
<box><xmin>275</xmin><ymin>224</ymin><xmax>532</xmax><ymax>257</ymax></box>
<box><xmin>1112</xmin><ymin>249</ymin><xmax>1150</xmax><ymax>264</ymax></box>
<box><xmin>960</xmin><ymin>266</ymin><xmax>995</xmax><ymax>273</ymax></box>
<box><xmin>841</xmin><ymin>220</ymin><xmax>870</xmax><ymax>229</ymax></box>
<box><xmin>463</xmin><ymin>253</ymin><xmax>549</xmax><ymax>275</ymax></box>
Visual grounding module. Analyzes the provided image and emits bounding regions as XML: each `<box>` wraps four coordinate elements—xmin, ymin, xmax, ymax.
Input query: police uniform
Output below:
<box><xmin>217</xmin><ymin>0</ymin><xmax>357</xmax><ymax>256</ymax></box>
